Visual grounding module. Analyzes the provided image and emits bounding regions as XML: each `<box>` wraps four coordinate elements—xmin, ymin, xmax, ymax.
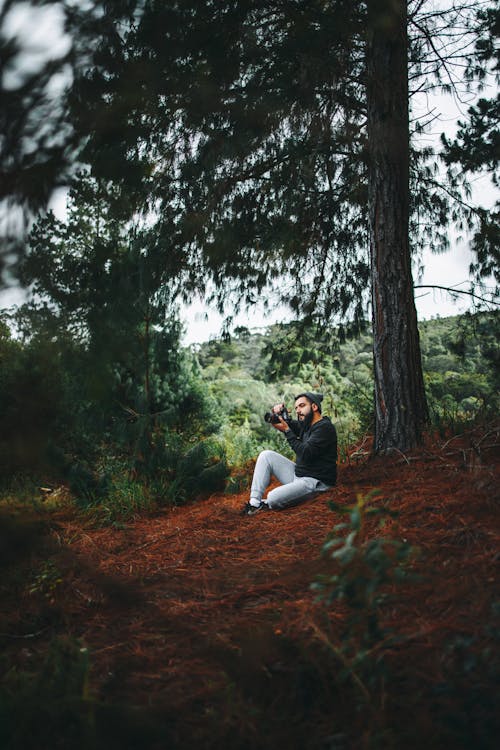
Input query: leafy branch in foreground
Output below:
<box><xmin>312</xmin><ymin>492</ymin><xmax>417</xmax><ymax>696</ymax></box>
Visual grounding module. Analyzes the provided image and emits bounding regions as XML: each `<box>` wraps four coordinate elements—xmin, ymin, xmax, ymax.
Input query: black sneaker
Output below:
<box><xmin>241</xmin><ymin>501</ymin><xmax>269</xmax><ymax>516</ymax></box>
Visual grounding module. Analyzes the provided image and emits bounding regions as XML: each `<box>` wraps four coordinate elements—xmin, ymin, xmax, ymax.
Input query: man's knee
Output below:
<box><xmin>251</xmin><ymin>450</ymin><xmax>278</xmax><ymax>489</ymax></box>
<box><xmin>258</xmin><ymin>449</ymin><xmax>277</xmax><ymax>459</ymax></box>
<box><xmin>256</xmin><ymin>449</ymin><xmax>278</xmax><ymax>467</ymax></box>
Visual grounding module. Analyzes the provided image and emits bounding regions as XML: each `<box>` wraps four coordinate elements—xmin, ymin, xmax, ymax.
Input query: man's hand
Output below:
<box><xmin>272</xmin><ymin>416</ymin><xmax>290</xmax><ymax>432</ymax></box>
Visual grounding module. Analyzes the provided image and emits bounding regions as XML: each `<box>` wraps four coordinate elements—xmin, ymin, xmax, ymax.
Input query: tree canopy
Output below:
<box><xmin>3</xmin><ymin>0</ymin><xmax>498</xmax><ymax>453</ymax></box>
<box><xmin>66</xmin><ymin>1</ymin><xmax>496</xmax><ymax>315</ymax></box>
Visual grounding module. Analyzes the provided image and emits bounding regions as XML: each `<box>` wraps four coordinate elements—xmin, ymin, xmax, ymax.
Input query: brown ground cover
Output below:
<box><xmin>1</xmin><ymin>425</ymin><xmax>499</xmax><ymax>749</ymax></box>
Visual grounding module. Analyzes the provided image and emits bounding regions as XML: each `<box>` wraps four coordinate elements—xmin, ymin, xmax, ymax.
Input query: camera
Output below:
<box><xmin>264</xmin><ymin>405</ymin><xmax>291</xmax><ymax>424</ymax></box>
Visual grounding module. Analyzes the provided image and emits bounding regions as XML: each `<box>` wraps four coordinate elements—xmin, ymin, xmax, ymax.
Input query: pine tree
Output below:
<box><xmin>367</xmin><ymin>0</ymin><xmax>428</xmax><ymax>450</ymax></box>
<box><xmin>17</xmin><ymin>173</ymin><xmax>189</xmax><ymax>471</ymax></box>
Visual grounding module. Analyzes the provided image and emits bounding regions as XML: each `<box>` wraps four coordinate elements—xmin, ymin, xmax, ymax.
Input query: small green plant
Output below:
<box><xmin>219</xmin><ymin>422</ymin><xmax>261</xmax><ymax>470</ymax></box>
<box><xmin>28</xmin><ymin>560</ymin><xmax>64</xmax><ymax>600</ymax></box>
<box><xmin>312</xmin><ymin>491</ymin><xmax>416</xmax><ymax>698</ymax></box>
<box><xmin>84</xmin><ymin>474</ymin><xmax>155</xmax><ymax>525</ymax></box>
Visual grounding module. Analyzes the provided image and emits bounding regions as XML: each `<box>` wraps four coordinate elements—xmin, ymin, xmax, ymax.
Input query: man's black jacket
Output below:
<box><xmin>284</xmin><ymin>416</ymin><xmax>337</xmax><ymax>485</ymax></box>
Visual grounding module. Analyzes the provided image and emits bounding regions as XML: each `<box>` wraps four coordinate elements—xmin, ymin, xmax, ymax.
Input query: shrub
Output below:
<box><xmin>312</xmin><ymin>492</ymin><xmax>416</xmax><ymax>695</ymax></box>
<box><xmin>161</xmin><ymin>437</ymin><xmax>229</xmax><ymax>505</ymax></box>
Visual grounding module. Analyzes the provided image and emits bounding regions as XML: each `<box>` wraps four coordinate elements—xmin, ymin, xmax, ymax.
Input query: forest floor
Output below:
<box><xmin>1</xmin><ymin>423</ymin><xmax>499</xmax><ymax>750</ymax></box>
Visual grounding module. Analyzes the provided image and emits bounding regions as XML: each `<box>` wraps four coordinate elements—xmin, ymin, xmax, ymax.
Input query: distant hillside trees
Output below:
<box><xmin>193</xmin><ymin>312</ymin><xmax>500</xmax><ymax>459</ymax></box>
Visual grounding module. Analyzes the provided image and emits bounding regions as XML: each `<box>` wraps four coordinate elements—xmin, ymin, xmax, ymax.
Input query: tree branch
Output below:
<box><xmin>414</xmin><ymin>284</ymin><xmax>500</xmax><ymax>306</ymax></box>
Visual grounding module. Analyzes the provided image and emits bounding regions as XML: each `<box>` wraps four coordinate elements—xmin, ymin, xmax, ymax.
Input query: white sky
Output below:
<box><xmin>1</xmin><ymin>1</ymin><xmax>70</xmax><ymax>89</ymax></box>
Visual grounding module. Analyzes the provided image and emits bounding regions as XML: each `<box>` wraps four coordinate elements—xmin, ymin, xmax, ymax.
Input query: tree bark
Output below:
<box><xmin>367</xmin><ymin>0</ymin><xmax>429</xmax><ymax>452</ymax></box>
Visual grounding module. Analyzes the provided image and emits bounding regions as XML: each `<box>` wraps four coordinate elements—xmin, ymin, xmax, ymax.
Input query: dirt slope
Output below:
<box><xmin>1</xmin><ymin>427</ymin><xmax>499</xmax><ymax>749</ymax></box>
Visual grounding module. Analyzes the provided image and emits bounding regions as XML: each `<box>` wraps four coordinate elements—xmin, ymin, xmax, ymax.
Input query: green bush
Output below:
<box><xmin>161</xmin><ymin>437</ymin><xmax>229</xmax><ymax>505</ymax></box>
<box><xmin>312</xmin><ymin>492</ymin><xmax>416</xmax><ymax>697</ymax></box>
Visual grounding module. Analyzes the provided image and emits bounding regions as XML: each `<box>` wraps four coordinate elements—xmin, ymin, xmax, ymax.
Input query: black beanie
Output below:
<box><xmin>294</xmin><ymin>392</ymin><xmax>324</xmax><ymax>412</ymax></box>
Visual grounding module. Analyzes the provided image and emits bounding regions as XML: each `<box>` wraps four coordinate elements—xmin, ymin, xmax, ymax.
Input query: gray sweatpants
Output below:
<box><xmin>250</xmin><ymin>449</ymin><xmax>331</xmax><ymax>510</ymax></box>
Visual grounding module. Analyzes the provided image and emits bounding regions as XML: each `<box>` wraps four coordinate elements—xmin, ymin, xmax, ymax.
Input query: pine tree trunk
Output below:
<box><xmin>367</xmin><ymin>0</ymin><xmax>428</xmax><ymax>452</ymax></box>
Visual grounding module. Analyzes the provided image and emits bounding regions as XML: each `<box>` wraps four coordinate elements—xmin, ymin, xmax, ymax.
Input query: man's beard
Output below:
<box><xmin>301</xmin><ymin>410</ymin><xmax>314</xmax><ymax>430</ymax></box>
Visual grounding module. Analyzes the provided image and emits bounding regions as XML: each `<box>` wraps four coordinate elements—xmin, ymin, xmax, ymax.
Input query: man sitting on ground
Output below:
<box><xmin>242</xmin><ymin>391</ymin><xmax>337</xmax><ymax>515</ymax></box>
